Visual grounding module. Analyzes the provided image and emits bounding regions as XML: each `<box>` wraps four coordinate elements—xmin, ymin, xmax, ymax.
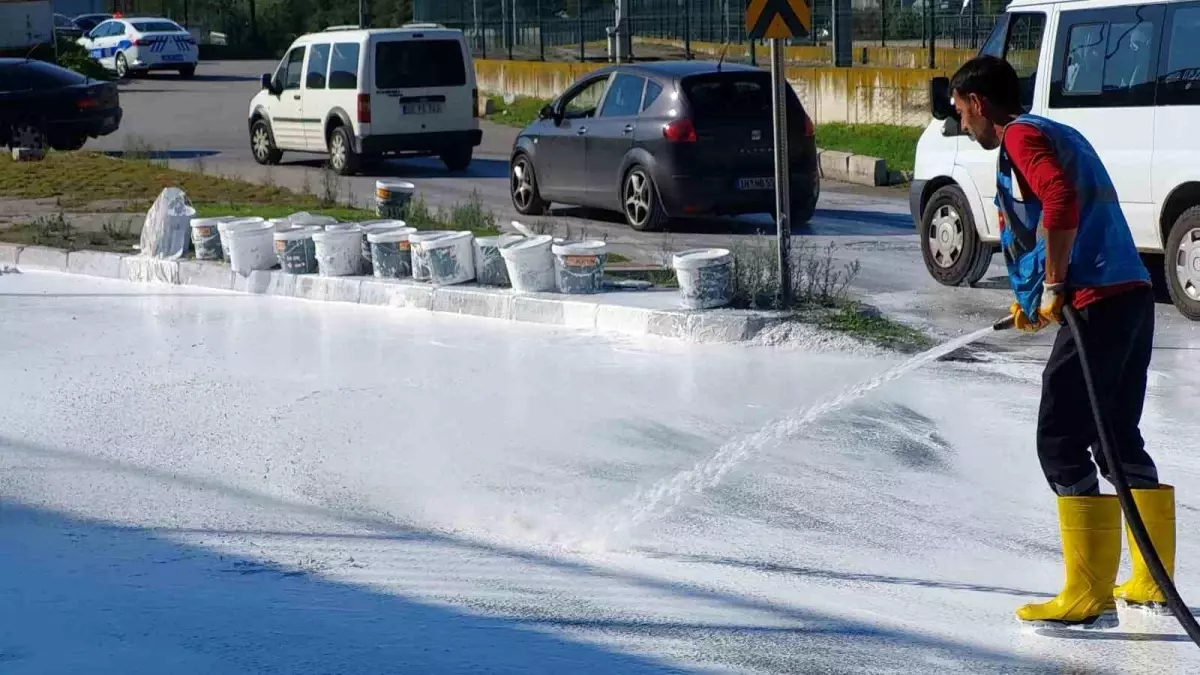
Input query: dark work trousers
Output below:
<box><xmin>1037</xmin><ymin>285</ymin><xmax>1159</xmax><ymax>496</ymax></box>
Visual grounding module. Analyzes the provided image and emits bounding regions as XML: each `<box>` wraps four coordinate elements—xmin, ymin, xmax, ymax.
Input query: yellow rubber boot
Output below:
<box><xmin>1016</xmin><ymin>495</ymin><xmax>1121</xmax><ymax>628</ymax></box>
<box><xmin>1114</xmin><ymin>484</ymin><xmax>1175</xmax><ymax>613</ymax></box>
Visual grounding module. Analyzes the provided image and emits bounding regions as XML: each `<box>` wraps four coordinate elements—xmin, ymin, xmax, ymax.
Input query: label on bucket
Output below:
<box><xmin>565</xmin><ymin>255</ymin><xmax>599</xmax><ymax>267</ymax></box>
<box><xmin>376</xmin><ymin>188</ymin><xmax>390</xmax><ymax>200</ymax></box>
<box><xmin>397</xmin><ymin>241</ymin><xmax>411</xmax><ymax>251</ymax></box>
<box><xmin>274</xmin><ymin>240</ymin><xmax>286</xmax><ymax>253</ymax></box>
<box><xmin>194</xmin><ymin>226</ymin><xmax>213</xmax><ymax>236</ymax></box>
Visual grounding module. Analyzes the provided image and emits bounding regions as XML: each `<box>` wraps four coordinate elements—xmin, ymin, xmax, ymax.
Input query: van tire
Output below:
<box><xmin>1164</xmin><ymin>205</ymin><xmax>1200</xmax><ymax>321</ymax></box>
<box><xmin>441</xmin><ymin>146</ymin><xmax>473</xmax><ymax>172</ymax></box>
<box><xmin>327</xmin><ymin>125</ymin><xmax>359</xmax><ymax>176</ymax></box>
<box><xmin>250</xmin><ymin>118</ymin><xmax>283</xmax><ymax>166</ymax></box>
<box><xmin>920</xmin><ymin>184</ymin><xmax>993</xmax><ymax>287</ymax></box>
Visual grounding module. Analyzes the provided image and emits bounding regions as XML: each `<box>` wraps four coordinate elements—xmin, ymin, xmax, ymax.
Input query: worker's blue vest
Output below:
<box><xmin>995</xmin><ymin>114</ymin><xmax>1148</xmax><ymax>318</ymax></box>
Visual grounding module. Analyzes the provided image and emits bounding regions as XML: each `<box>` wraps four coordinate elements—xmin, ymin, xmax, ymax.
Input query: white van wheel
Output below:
<box><xmin>1165</xmin><ymin>205</ymin><xmax>1200</xmax><ymax>321</ymax></box>
<box><xmin>920</xmin><ymin>184</ymin><xmax>992</xmax><ymax>287</ymax></box>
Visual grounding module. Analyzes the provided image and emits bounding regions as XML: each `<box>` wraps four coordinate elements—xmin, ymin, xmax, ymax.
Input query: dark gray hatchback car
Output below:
<box><xmin>509</xmin><ymin>61</ymin><xmax>819</xmax><ymax>231</ymax></box>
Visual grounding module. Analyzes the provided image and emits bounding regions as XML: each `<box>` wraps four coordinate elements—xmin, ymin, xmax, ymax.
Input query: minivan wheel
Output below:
<box><xmin>327</xmin><ymin>126</ymin><xmax>359</xmax><ymax>176</ymax></box>
<box><xmin>920</xmin><ymin>184</ymin><xmax>993</xmax><ymax>287</ymax></box>
<box><xmin>1164</xmin><ymin>205</ymin><xmax>1200</xmax><ymax>321</ymax></box>
<box><xmin>250</xmin><ymin>119</ymin><xmax>282</xmax><ymax>166</ymax></box>
<box><xmin>623</xmin><ymin>166</ymin><xmax>666</xmax><ymax>232</ymax></box>
<box><xmin>510</xmin><ymin>153</ymin><xmax>547</xmax><ymax>215</ymax></box>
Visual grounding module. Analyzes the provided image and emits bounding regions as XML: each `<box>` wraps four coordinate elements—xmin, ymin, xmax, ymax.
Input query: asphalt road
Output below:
<box><xmin>90</xmin><ymin>60</ymin><xmax>1200</xmax><ymax>344</ymax></box>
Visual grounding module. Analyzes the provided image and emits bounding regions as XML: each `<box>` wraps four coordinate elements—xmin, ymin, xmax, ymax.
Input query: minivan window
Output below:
<box><xmin>683</xmin><ymin>74</ymin><xmax>772</xmax><ymax>121</ymax></box>
<box><xmin>1051</xmin><ymin>5</ymin><xmax>1163</xmax><ymax>108</ymax></box>
<box><xmin>328</xmin><ymin>43</ymin><xmax>359</xmax><ymax>89</ymax></box>
<box><xmin>374</xmin><ymin>40</ymin><xmax>465</xmax><ymax>89</ymax></box>
<box><xmin>281</xmin><ymin>47</ymin><xmax>305</xmax><ymax>90</ymax></box>
<box><xmin>1159</xmin><ymin>5</ymin><xmax>1200</xmax><ymax>105</ymax></box>
<box><xmin>600</xmin><ymin>73</ymin><xmax>645</xmax><ymax>117</ymax></box>
<box><xmin>306</xmin><ymin>43</ymin><xmax>331</xmax><ymax>89</ymax></box>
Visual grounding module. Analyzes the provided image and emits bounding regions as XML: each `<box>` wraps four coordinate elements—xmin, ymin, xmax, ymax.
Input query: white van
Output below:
<box><xmin>911</xmin><ymin>0</ymin><xmax>1200</xmax><ymax>320</ymax></box>
<box><xmin>247</xmin><ymin>24</ymin><xmax>481</xmax><ymax>176</ymax></box>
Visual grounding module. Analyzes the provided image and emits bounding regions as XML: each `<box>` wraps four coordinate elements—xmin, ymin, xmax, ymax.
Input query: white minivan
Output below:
<box><xmin>911</xmin><ymin>0</ymin><xmax>1200</xmax><ymax>320</ymax></box>
<box><xmin>247</xmin><ymin>24</ymin><xmax>481</xmax><ymax>176</ymax></box>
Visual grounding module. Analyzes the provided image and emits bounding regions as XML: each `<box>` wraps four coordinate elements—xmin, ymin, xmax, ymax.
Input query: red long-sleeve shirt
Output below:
<box><xmin>1000</xmin><ymin>123</ymin><xmax>1147</xmax><ymax>309</ymax></box>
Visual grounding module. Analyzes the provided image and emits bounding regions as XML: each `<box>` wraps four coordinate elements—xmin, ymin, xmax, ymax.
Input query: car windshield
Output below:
<box><xmin>374</xmin><ymin>39</ymin><xmax>465</xmax><ymax>89</ymax></box>
<box><xmin>131</xmin><ymin>20</ymin><xmax>183</xmax><ymax>32</ymax></box>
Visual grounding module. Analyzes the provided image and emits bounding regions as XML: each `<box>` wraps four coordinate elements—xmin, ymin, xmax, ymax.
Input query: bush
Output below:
<box><xmin>55</xmin><ymin>39</ymin><xmax>111</xmax><ymax>81</ymax></box>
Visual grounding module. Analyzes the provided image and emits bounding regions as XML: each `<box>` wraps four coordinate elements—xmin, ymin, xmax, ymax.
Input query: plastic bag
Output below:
<box><xmin>139</xmin><ymin>188</ymin><xmax>196</xmax><ymax>259</ymax></box>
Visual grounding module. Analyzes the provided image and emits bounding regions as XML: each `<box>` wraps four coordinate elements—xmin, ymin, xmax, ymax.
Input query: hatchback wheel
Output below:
<box><xmin>920</xmin><ymin>184</ymin><xmax>993</xmax><ymax>287</ymax></box>
<box><xmin>510</xmin><ymin>153</ymin><xmax>547</xmax><ymax>215</ymax></box>
<box><xmin>250</xmin><ymin>119</ymin><xmax>282</xmax><ymax>166</ymax></box>
<box><xmin>623</xmin><ymin>166</ymin><xmax>666</xmax><ymax>232</ymax></box>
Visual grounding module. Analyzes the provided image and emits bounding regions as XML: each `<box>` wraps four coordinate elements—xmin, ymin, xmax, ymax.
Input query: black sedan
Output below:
<box><xmin>72</xmin><ymin>13</ymin><xmax>113</xmax><ymax>34</ymax></box>
<box><xmin>509</xmin><ymin>61</ymin><xmax>819</xmax><ymax>231</ymax></box>
<box><xmin>0</xmin><ymin>59</ymin><xmax>121</xmax><ymax>151</ymax></box>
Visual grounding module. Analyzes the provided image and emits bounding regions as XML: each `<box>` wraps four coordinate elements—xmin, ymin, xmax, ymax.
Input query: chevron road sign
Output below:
<box><xmin>746</xmin><ymin>0</ymin><xmax>812</xmax><ymax>39</ymax></box>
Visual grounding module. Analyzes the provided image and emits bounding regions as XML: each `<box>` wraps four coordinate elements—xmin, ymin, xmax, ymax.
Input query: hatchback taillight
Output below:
<box><xmin>663</xmin><ymin>118</ymin><xmax>697</xmax><ymax>143</ymax></box>
<box><xmin>357</xmin><ymin>94</ymin><xmax>371</xmax><ymax>124</ymax></box>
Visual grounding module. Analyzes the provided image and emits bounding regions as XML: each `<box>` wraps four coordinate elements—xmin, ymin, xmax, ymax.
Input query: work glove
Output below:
<box><xmin>1009</xmin><ymin>302</ymin><xmax>1046</xmax><ymax>333</ymax></box>
<box><xmin>1008</xmin><ymin>283</ymin><xmax>1067</xmax><ymax>333</ymax></box>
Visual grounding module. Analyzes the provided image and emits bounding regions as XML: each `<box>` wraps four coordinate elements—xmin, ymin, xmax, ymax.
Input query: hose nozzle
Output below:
<box><xmin>993</xmin><ymin>315</ymin><xmax>1016</xmax><ymax>331</ymax></box>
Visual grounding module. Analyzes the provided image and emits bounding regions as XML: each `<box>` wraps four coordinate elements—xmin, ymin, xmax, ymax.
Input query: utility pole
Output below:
<box><xmin>928</xmin><ymin>0</ymin><xmax>937</xmax><ymax>68</ymax></box>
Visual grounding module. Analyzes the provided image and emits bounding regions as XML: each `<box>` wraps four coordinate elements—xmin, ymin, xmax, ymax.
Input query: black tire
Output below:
<box><xmin>791</xmin><ymin>185</ymin><xmax>819</xmax><ymax>226</ymax></box>
<box><xmin>920</xmin><ymin>184</ymin><xmax>994</xmax><ymax>287</ymax></box>
<box><xmin>50</xmin><ymin>135</ymin><xmax>87</xmax><ymax>152</ymax></box>
<box><xmin>622</xmin><ymin>165</ymin><xmax>667</xmax><ymax>232</ymax></box>
<box><xmin>1164</xmin><ymin>205</ymin><xmax>1200</xmax><ymax>321</ymax></box>
<box><xmin>249</xmin><ymin>118</ymin><xmax>282</xmax><ymax>166</ymax></box>
<box><xmin>8</xmin><ymin>121</ymin><xmax>47</xmax><ymax>150</ymax></box>
<box><xmin>510</xmin><ymin>152</ymin><xmax>548</xmax><ymax>216</ymax></box>
<box><xmin>441</xmin><ymin>145</ymin><xmax>473</xmax><ymax>172</ymax></box>
<box><xmin>115</xmin><ymin>52</ymin><xmax>129</xmax><ymax>80</ymax></box>
<box><xmin>327</xmin><ymin>125</ymin><xmax>359</xmax><ymax>176</ymax></box>
<box><xmin>179</xmin><ymin>65</ymin><xmax>196</xmax><ymax>79</ymax></box>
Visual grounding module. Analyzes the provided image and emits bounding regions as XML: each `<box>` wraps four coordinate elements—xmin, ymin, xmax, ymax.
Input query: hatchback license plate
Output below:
<box><xmin>737</xmin><ymin>177</ymin><xmax>774</xmax><ymax>190</ymax></box>
<box><xmin>401</xmin><ymin>101</ymin><xmax>444</xmax><ymax>115</ymax></box>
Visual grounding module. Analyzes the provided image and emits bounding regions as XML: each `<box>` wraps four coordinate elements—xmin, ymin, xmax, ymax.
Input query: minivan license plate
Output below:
<box><xmin>737</xmin><ymin>177</ymin><xmax>774</xmax><ymax>190</ymax></box>
<box><xmin>401</xmin><ymin>101</ymin><xmax>444</xmax><ymax>115</ymax></box>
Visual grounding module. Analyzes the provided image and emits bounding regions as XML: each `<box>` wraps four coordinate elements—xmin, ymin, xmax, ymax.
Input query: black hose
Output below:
<box><xmin>1061</xmin><ymin>305</ymin><xmax>1200</xmax><ymax>645</ymax></box>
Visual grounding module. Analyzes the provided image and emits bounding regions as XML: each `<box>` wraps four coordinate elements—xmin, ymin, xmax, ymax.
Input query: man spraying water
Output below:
<box><xmin>949</xmin><ymin>55</ymin><xmax>1174</xmax><ymax>628</ymax></box>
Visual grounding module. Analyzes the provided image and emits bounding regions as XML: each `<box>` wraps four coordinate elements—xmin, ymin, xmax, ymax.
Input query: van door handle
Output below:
<box><xmin>622</xmin><ymin>124</ymin><xmax>634</xmax><ymax>134</ymax></box>
<box><xmin>576</xmin><ymin>126</ymin><xmax>588</xmax><ymax>135</ymax></box>
<box><xmin>292</xmin><ymin>94</ymin><xmax>301</xmax><ymax>100</ymax></box>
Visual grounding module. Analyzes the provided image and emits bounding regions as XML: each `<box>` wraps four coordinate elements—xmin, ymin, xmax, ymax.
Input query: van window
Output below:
<box><xmin>279</xmin><ymin>46</ymin><xmax>306</xmax><ymax>90</ymax></box>
<box><xmin>1050</xmin><ymin>4</ymin><xmax>1163</xmax><ymax>108</ymax></box>
<box><xmin>328</xmin><ymin>43</ymin><xmax>359</xmax><ymax>89</ymax></box>
<box><xmin>1159</xmin><ymin>4</ymin><xmax>1200</xmax><ymax>106</ymax></box>
<box><xmin>979</xmin><ymin>12</ymin><xmax>1046</xmax><ymax>111</ymax></box>
<box><xmin>306</xmin><ymin>44</ymin><xmax>331</xmax><ymax>89</ymax></box>
<box><xmin>600</xmin><ymin>73</ymin><xmax>646</xmax><ymax>117</ymax></box>
<box><xmin>374</xmin><ymin>40</ymin><xmax>466</xmax><ymax>90</ymax></box>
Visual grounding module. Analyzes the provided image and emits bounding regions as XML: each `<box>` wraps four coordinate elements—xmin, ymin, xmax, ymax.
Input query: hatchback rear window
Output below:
<box><xmin>682</xmin><ymin>74</ymin><xmax>774</xmax><ymax>121</ymax></box>
<box><xmin>374</xmin><ymin>39</ymin><xmax>466</xmax><ymax>89</ymax></box>
<box><xmin>131</xmin><ymin>20</ymin><xmax>183</xmax><ymax>32</ymax></box>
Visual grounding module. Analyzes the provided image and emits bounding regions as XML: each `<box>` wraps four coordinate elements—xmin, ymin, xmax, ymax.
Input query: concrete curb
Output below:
<box><xmin>816</xmin><ymin>147</ymin><xmax>912</xmax><ymax>187</ymax></box>
<box><xmin>6</xmin><ymin>248</ymin><xmax>789</xmax><ymax>344</ymax></box>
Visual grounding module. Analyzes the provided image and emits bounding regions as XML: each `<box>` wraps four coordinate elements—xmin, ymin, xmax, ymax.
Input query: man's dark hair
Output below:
<box><xmin>949</xmin><ymin>55</ymin><xmax>1022</xmax><ymax>113</ymax></box>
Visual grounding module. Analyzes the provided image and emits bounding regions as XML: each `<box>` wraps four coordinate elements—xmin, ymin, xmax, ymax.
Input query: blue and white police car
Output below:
<box><xmin>77</xmin><ymin>16</ymin><xmax>198</xmax><ymax>79</ymax></box>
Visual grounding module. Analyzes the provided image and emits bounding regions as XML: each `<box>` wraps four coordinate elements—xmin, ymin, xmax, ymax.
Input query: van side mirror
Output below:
<box><xmin>930</xmin><ymin>77</ymin><xmax>958</xmax><ymax>121</ymax></box>
<box><xmin>260</xmin><ymin>73</ymin><xmax>273</xmax><ymax>91</ymax></box>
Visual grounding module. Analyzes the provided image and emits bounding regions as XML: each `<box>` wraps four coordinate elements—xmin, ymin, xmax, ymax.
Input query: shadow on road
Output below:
<box><xmin>548</xmin><ymin>206</ymin><xmax>914</xmax><ymax>238</ymax></box>
<box><xmin>281</xmin><ymin>157</ymin><xmax>509</xmax><ymax>180</ymax></box>
<box><xmin>103</xmin><ymin>149</ymin><xmax>220</xmax><ymax>160</ymax></box>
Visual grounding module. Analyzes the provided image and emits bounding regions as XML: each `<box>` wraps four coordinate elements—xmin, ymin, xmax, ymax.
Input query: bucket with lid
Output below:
<box><xmin>672</xmin><ymin>248</ymin><xmax>734</xmax><ymax>309</ymax></box>
<box><xmin>288</xmin><ymin>212</ymin><xmax>338</xmax><ymax>227</ymax></box>
<box><xmin>217</xmin><ymin>217</ymin><xmax>266</xmax><ymax>262</ymax></box>
<box><xmin>473</xmin><ymin>234</ymin><xmax>524</xmax><ymax>286</ymax></box>
<box><xmin>312</xmin><ymin>226</ymin><xmax>363</xmax><ymax>277</ymax></box>
<box><xmin>375</xmin><ymin>180</ymin><xmax>415</xmax><ymax>219</ymax></box>
<box><xmin>367</xmin><ymin>227</ymin><xmax>419</xmax><ymax>278</ymax></box>
<box><xmin>500</xmin><ymin>235</ymin><xmax>556</xmax><ymax>293</ymax></box>
<box><xmin>357</xmin><ymin>220</ymin><xmax>406</xmax><ymax>273</ymax></box>
<box><xmin>189</xmin><ymin>217</ymin><xmax>227</xmax><ymax>260</ymax></box>
<box><xmin>274</xmin><ymin>225</ymin><xmax>322</xmax><ymax>274</ymax></box>
<box><xmin>552</xmin><ymin>240</ymin><xmax>607</xmax><ymax>294</ymax></box>
<box><xmin>409</xmin><ymin>230</ymin><xmax>455</xmax><ymax>282</ymax></box>
<box><xmin>424</xmin><ymin>231</ymin><xmax>476</xmax><ymax>286</ymax></box>
<box><xmin>226</xmin><ymin>222</ymin><xmax>277</xmax><ymax>274</ymax></box>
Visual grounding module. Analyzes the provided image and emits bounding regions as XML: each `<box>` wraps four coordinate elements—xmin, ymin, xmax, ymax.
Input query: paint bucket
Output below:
<box><xmin>226</xmin><ymin>222</ymin><xmax>277</xmax><ymax>274</ymax></box>
<box><xmin>358</xmin><ymin>220</ymin><xmax>406</xmax><ymax>273</ymax></box>
<box><xmin>409</xmin><ymin>230</ymin><xmax>455</xmax><ymax>282</ymax></box>
<box><xmin>500</xmin><ymin>234</ymin><xmax>556</xmax><ymax>293</ymax></box>
<box><xmin>367</xmin><ymin>227</ymin><xmax>418</xmax><ymax>278</ymax></box>
<box><xmin>673</xmin><ymin>248</ymin><xmax>734</xmax><ymax>309</ymax></box>
<box><xmin>273</xmin><ymin>225</ymin><xmax>322</xmax><ymax>274</ymax></box>
<box><xmin>189</xmin><ymin>217</ymin><xmax>226</xmax><ymax>260</ymax></box>
<box><xmin>424</xmin><ymin>231</ymin><xmax>476</xmax><ymax>286</ymax></box>
<box><xmin>288</xmin><ymin>212</ymin><xmax>338</xmax><ymax>227</ymax></box>
<box><xmin>312</xmin><ymin>226</ymin><xmax>363</xmax><ymax>277</ymax></box>
<box><xmin>217</xmin><ymin>217</ymin><xmax>266</xmax><ymax>262</ymax></box>
<box><xmin>376</xmin><ymin>180</ymin><xmax>415</xmax><ymax>219</ymax></box>
<box><xmin>473</xmin><ymin>234</ymin><xmax>524</xmax><ymax>286</ymax></box>
<box><xmin>553</xmin><ymin>240</ymin><xmax>607</xmax><ymax>294</ymax></box>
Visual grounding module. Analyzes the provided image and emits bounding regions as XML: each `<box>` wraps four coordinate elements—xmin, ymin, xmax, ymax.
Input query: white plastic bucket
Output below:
<box><xmin>474</xmin><ymin>234</ymin><xmax>524</xmax><ymax>286</ymax></box>
<box><xmin>552</xmin><ymin>240</ymin><xmax>607</xmax><ymax>294</ymax></box>
<box><xmin>274</xmin><ymin>225</ymin><xmax>322</xmax><ymax>274</ymax></box>
<box><xmin>424</xmin><ymin>231</ymin><xmax>475</xmax><ymax>286</ymax></box>
<box><xmin>500</xmin><ymin>234</ymin><xmax>556</xmax><ymax>293</ymax></box>
<box><xmin>226</xmin><ymin>222</ymin><xmax>277</xmax><ymax>274</ymax></box>
<box><xmin>375</xmin><ymin>180</ymin><xmax>415</xmax><ymax>218</ymax></box>
<box><xmin>288</xmin><ymin>212</ymin><xmax>338</xmax><ymax>227</ymax></box>
<box><xmin>312</xmin><ymin>227</ymin><xmax>363</xmax><ymax>277</ymax></box>
<box><xmin>672</xmin><ymin>248</ymin><xmax>734</xmax><ymax>309</ymax></box>
<box><xmin>358</xmin><ymin>220</ymin><xmax>406</xmax><ymax>272</ymax></box>
<box><xmin>367</xmin><ymin>227</ymin><xmax>418</xmax><ymax>278</ymax></box>
<box><xmin>189</xmin><ymin>217</ymin><xmax>226</xmax><ymax>260</ymax></box>
<box><xmin>217</xmin><ymin>217</ymin><xmax>266</xmax><ymax>262</ymax></box>
<box><xmin>409</xmin><ymin>230</ymin><xmax>455</xmax><ymax>282</ymax></box>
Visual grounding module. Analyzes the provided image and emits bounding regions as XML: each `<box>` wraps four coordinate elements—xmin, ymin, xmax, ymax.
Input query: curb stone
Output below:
<box><xmin>10</xmin><ymin>250</ymin><xmax>791</xmax><ymax>345</ymax></box>
<box><xmin>816</xmin><ymin>147</ymin><xmax>909</xmax><ymax>187</ymax></box>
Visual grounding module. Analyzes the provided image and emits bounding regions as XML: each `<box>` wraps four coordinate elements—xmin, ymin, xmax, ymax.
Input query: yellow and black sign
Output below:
<box><xmin>746</xmin><ymin>0</ymin><xmax>812</xmax><ymax>39</ymax></box>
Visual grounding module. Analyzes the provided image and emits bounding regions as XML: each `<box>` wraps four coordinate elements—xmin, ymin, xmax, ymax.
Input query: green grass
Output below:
<box><xmin>486</xmin><ymin>95</ymin><xmax>549</xmax><ymax>129</ymax></box>
<box><xmin>192</xmin><ymin>203</ymin><xmax>371</xmax><ymax>223</ymax></box>
<box><xmin>0</xmin><ymin>214</ymin><xmax>138</xmax><ymax>253</ymax></box>
<box><xmin>820</xmin><ymin>301</ymin><xmax>933</xmax><ymax>351</ymax></box>
<box><xmin>814</xmin><ymin>123</ymin><xmax>923</xmax><ymax>173</ymax></box>
<box><xmin>606</xmin><ymin>252</ymin><xmax>631</xmax><ymax>264</ymax></box>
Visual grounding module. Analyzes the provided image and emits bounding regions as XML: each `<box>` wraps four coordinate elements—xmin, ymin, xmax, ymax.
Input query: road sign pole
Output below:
<box><xmin>770</xmin><ymin>38</ymin><xmax>792</xmax><ymax>307</ymax></box>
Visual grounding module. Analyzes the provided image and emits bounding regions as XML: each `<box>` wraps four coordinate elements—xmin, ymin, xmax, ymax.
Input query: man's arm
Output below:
<box><xmin>1002</xmin><ymin>124</ymin><xmax>1079</xmax><ymax>286</ymax></box>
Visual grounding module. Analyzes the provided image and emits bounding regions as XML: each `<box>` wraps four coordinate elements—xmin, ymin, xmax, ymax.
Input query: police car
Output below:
<box><xmin>77</xmin><ymin>16</ymin><xmax>198</xmax><ymax>79</ymax></box>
